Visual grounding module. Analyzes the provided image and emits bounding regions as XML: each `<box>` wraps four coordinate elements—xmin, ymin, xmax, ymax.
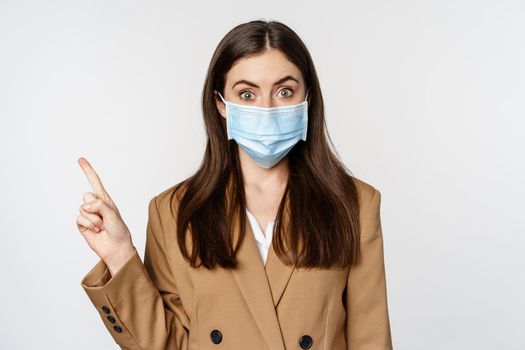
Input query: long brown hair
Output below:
<box><xmin>169</xmin><ymin>19</ymin><xmax>361</xmax><ymax>270</ymax></box>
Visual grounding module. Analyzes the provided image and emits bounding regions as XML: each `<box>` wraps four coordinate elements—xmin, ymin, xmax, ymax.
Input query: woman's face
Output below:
<box><xmin>216</xmin><ymin>49</ymin><xmax>307</xmax><ymax>119</ymax></box>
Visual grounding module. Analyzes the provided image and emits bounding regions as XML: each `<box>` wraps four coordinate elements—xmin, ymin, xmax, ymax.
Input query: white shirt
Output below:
<box><xmin>246</xmin><ymin>209</ymin><xmax>275</xmax><ymax>266</ymax></box>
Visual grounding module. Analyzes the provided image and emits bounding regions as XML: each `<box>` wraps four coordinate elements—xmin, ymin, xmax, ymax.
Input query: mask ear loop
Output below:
<box><xmin>304</xmin><ymin>88</ymin><xmax>310</xmax><ymax>102</ymax></box>
<box><xmin>215</xmin><ymin>90</ymin><xmax>227</xmax><ymax>104</ymax></box>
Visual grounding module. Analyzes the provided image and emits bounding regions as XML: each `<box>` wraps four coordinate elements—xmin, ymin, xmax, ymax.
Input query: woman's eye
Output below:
<box><xmin>240</xmin><ymin>91</ymin><xmax>255</xmax><ymax>100</ymax></box>
<box><xmin>279</xmin><ymin>88</ymin><xmax>294</xmax><ymax>98</ymax></box>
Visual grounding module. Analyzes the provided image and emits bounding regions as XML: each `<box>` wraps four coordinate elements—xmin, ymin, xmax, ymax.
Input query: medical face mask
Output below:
<box><xmin>217</xmin><ymin>91</ymin><xmax>309</xmax><ymax>169</ymax></box>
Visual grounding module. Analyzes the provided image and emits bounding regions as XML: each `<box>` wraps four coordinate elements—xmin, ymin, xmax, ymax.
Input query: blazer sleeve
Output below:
<box><xmin>80</xmin><ymin>195</ymin><xmax>190</xmax><ymax>350</ymax></box>
<box><xmin>345</xmin><ymin>188</ymin><xmax>393</xmax><ymax>349</ymax></box>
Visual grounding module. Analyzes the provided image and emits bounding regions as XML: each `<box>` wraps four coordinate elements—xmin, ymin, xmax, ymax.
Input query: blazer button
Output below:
<box><xmin>210</xmin><ymin>329</ymin><xmax>222</xmax><ymax>344</ymax></box>
<box><xmin>101</xmin><ymin>305</ymin><xmax>110</xmax><ymax>314</ymax></box>
<box><xmin>113</xmin><ymin>325</ymin><xmax>123</xmax><ymax>333</ymax></box>
<box><xmin>299</xmin><ymin>334</ymin><xmax>313</xmax><ymax>349</ymax></box>
<box><xmin>107</xmin><ymin>315</ymin><xmax>116</xmax><ymax>324</ymax></box>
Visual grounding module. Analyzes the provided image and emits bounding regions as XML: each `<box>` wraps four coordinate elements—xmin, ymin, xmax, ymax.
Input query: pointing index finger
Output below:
<box><xmin>78</xmin><ymin>157</ymin><xmax>110</xmax><ymax>200</ymax></box>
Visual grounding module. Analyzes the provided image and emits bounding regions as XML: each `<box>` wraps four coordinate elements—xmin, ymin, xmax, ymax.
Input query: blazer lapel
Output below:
<box><xmin>230</xmin><ymin>216</ymin><xmax>286</xmax><ymax>350</ymax></box>
<box><xmin>265</xmin><ymin>238</ymin><xmax>295</xmax><ymax>308</ymax></box>
<box><xmin>265</xmin><ymin>189</ymin><xmax>296</xmax><ymax>308</ymax></box>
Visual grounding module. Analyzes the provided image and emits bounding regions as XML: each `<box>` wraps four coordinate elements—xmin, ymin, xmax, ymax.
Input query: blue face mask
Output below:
<box><xmin>216</xmin><ymin>90</ymin><xmax>309</xmax><ymax>169</ymax></box>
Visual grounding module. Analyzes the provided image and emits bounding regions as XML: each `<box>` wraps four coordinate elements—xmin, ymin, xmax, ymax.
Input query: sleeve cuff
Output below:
<box><xmin>79</xmin><ymin>247</ymin><xmax>148</xmax><ymax>349</ymax></box>
<box><xmin>81</xmin><ymin>259</ymin><xmax>112</xmax><ymax>288</ymax></box>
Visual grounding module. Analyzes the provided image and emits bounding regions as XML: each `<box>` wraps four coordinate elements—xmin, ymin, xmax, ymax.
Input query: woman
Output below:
<box><xmin>77</xmin><ymin>19</ymin><xmax>393</xmax><ymax>350</ymax></box>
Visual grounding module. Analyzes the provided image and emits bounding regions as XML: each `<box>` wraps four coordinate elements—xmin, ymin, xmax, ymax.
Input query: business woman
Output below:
<box><xmin>77</xmin><ymin>20</ymin><xmax>393</xmax><ymax>350</ymax></box>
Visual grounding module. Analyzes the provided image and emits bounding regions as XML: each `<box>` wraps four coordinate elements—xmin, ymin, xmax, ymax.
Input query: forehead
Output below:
<box><xmin>225</xmin><ymin>49</ymin><xmax>303</xmax><ymax>89</ymax></box>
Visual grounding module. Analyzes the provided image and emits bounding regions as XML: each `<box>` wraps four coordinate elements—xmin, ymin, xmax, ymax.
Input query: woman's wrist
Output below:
<box><xmin>104</xmin><ymin>244</ymin><xmax>136</xmax><ymax>277</ymax></box>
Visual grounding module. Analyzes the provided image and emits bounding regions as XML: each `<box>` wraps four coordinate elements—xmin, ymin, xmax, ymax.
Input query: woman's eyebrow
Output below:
<box><xmin>231</xmin><ymin>75</ymin><xmax>299</xmax><ymax>89</ymax></box>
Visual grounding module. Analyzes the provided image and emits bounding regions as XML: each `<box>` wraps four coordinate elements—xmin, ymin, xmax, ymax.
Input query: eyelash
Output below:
<box><xmin>239</xmin><ymin>88</ymin><xmax>294</xmax><ymax>101</ymax></box>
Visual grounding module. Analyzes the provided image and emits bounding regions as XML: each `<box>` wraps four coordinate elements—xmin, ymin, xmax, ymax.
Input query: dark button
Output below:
<box><xmin>113</xmin><ymin>325</ymin><xmax>123</xmax><ymax>333</ymax></box>
<box><xmin>101</xmin><ymin>305</ymin><xmax>110</xmax><ymax>314</ymax></box>
<box><xmin>107</xmin><ymin>315</ymin><xmax>116</xmax><ymax>324</ymax></box>
<box><xmin>299</xmin><ymin>334</ymin><xmax>313</xmax><ymax>349</ymax></box>
<box><xmin>210</xmin><ymin>329</ymin><xmax>222</xmax><ymax>344</ymax></box>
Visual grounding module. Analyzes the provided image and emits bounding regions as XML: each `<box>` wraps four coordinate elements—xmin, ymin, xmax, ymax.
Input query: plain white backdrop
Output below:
<box><xmin>1</xmin><ymin>0</ymin><xmax>524</xmax><ymax>349</ymax></box>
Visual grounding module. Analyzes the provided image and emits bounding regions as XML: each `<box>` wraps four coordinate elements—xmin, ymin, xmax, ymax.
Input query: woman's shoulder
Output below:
<box><xmin>148</xmin><ymin>176</ymin><xmax>380</xmax><ymax>221</ymax></box>
<box><xmin>148</xmin><ymin>180</ymin><xmax>190</xmax><ymax>221</ymax></box>
<box><xmin>350</xmin><ymin>176</ymin><xmax>380</xmax><ymax>209</ymax></box>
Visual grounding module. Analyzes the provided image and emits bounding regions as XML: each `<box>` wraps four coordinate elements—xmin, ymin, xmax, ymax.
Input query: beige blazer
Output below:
<box><xmin>81</xmin><ymin>177</ymin><xmax>393</xmax><ymax>350</ymax></box>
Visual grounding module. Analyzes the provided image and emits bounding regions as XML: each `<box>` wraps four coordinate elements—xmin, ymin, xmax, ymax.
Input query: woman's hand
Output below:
<box><xmin>76</xmin><ymin>157</ymin><xmax>135</xmax><ymax>276</ymax></box>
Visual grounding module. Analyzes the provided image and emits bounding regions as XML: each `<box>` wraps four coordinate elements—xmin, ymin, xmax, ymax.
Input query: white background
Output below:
<box><xmin>1</xmin><ymin>0</ymin><xmax>524</xmax><ymax>349</ymax></box>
